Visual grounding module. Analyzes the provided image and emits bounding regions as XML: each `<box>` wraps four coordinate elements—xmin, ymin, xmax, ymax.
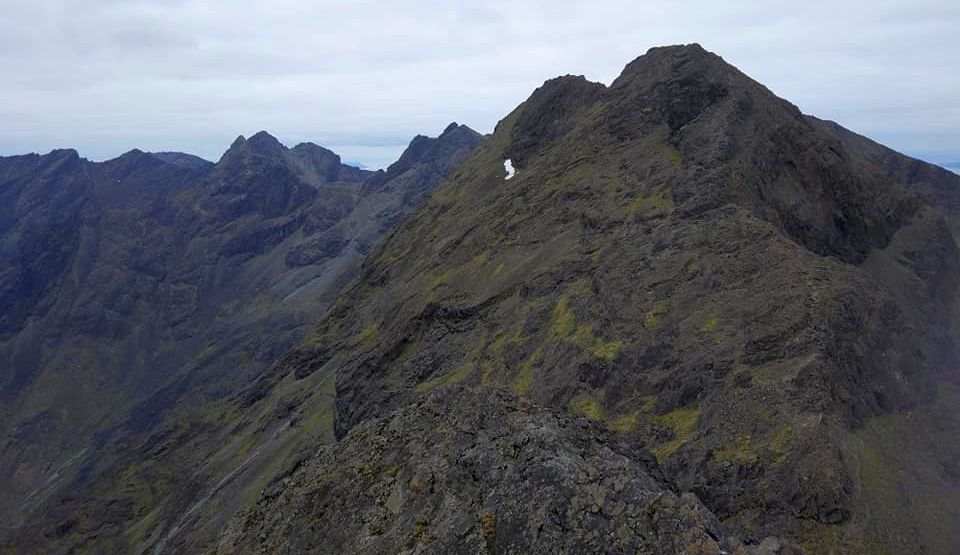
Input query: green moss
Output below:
<box><xmin>413</xmin><ymin>519</ymin><xmax>433</xmax><ymax>544</ymax></box>
<box><xmin>852</xmin><ymin>430</ymin><xmax>912</xmax><ymax>555</ymax></box>
<box><xmin>429</xmin><ymin>269</ymin><xmax>452</xmax><ymax>290</ymax></box>
<box><xmin>548</xmin><ymin>298</ymin><xmax>576</xmax><ymax>340</ymax></box>
<box><xmin>606</xmin><ymin>411</ymin><xmax>640</xmax><ymax>434</ymax></box>
<box><xmin>591</xmin><ymin>338</ymin><xmax>624</xmax><ymax>362</ymax></box>
<box><xmin>558</xmin><ymin>162</ymin><xmax>606</xmax><ymax>189</ymax></box>
<box><xmin>714</xmin><ymin>433</ymin><xmax>757</xmax><ymax>465</ymax></box>
<box><xmin>552</xmin><ymin>300</ymin><xmax>624</xmax><ymax>362</ymax></box>
<box><xmin>652</xmin><ymin>406</ymin><xmax>701</xmax><ymax>462</ymax></box>
<box><xmin>798</xmin><ymin>524</ymin><xmax>845</xmax><ymax>555</ymax></box>
<box><xmin>700</xmin><ymin>314</ymin><xmax>719</xmax><ymax>333</ymax></box>
<box><xmin>696</xmin><ymin>312</ymin><xmax>723</xmax><ymax>343</ymax></box>
<box><xmin>666</xmin><ymin>145</ymin><xmax>683</xmax><ymax>166</ymax></box>
<box><xmin>415</xmin><ymin>361</ymin><xmax>474</xmax><ymax>392</ymax></box>
<box><xmin>570</xmin><ymin>394</ymin><xmax>605</xmax><ymax>420</ymax></box>
<box><xmin>580</xmin><ymin>331</ymin><xmax>623</xmax><ymax>361</ymax></box>
<box><xmin>770</xmin><ymin>425</ymin><xmax>793</xmax><ymax>465</ymax></box>
<box><xmin>445</xmin><ymin>362</ymin><xmax>474</xmax><ymax>385</ymax></box>
<box><xmin>569</xmin><ymin>324</ymin><xmax>624</xmax><ymax>362</ymax></box>
<box><xmin>512</xmin><ymin>347</ymin><xmax>543</xmax><ymax>395</ymax></box>
<box><xmin>397</xmin><ymin>339</ymin><xmax>419</xmax><ymax>363</ymax></box>
<box><xmin>580</xmin><ymin>101</ymin><xmax>606</xmax><ymax>124</ymax></box>
<box><xmin>567</xmin><ymin>278</ymin><xmax>591</xmax><ymax>297</ymax></box>
<box><xmin>526</xmin><ymin>297</ymin><xmax>547</xmax><ymax>310</ymax></box>
<box><xmin>470</xmin><ymin>251</ymin><xmax>489</xmax><ymax>266</ymax></box>
<box><xmin>234</xmin><ymin>432</ymin><xmax>259</xmax><ymax>462</ymax></box>
<box><xmin>355</xmin><ymin>323</ymin><xmax>379</xmax><ymax>345</ymax></box>
<box><xmin>125</xmin><ymin>507</ymin><xmax>161</xmax><ymax>547</ymax></box>
<box><xmin>302</xmin><ymin>408</ymin><xmax>334</xmax><ymax>436</ymax></box>
<box><xmin>847</xmin><ymin>385</ymin><xmax>960</xmax><ymax>555</ymax></box>
<box><xmin>643</xmin><ymin>301</ymin><xmax>669</xmax><ymax>331</ymax></box>
<box><xmin>627</xmin><ymin>189</ymin><xmax>675</xmax><ymax>217</ymax></box>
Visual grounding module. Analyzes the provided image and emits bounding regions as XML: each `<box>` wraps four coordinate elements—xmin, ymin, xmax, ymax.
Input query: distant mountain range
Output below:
<box><xmin>3</xmin><ymin>45</ymin><xmax>960</xmax><ymax>554</ymax></box>
<box><xmin>0</xmin><ymin>122</ymin><xmax>482</xmax><ymax>547</ymax></box>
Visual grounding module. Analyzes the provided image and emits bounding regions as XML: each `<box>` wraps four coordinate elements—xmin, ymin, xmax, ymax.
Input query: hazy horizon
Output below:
<box><xmin>2</xmin><ymin>0</ymin><xmax>957</xmax><ymax>169</ymax></box>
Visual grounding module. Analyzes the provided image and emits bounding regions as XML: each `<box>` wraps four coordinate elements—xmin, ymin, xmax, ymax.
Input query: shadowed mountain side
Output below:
<box><xmin>0</xmin><ymin>124</ymin><xmax>483</xmax><ymax>540</ymax></box>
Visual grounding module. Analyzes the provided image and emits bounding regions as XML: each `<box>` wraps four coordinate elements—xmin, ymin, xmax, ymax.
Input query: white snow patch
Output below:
<box><xmin>503</xmin><ymin>159</ymin><xmax>515</xmax><ymax>180</ymax></box>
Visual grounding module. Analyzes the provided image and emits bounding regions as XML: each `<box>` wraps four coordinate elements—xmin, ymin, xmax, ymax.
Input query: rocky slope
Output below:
<box><xmin>219</xmin><ymin>387</ymin><xmax>755</xmax><ymax>555</ymax></box>
<box><xmin>0</xmin><ymin>124</ymin><xmax>482</xmax><ymax>544</ymax></box>
<box><xmin>216</xmin><ymin>45</ymin><xmax>959</xmax><ymax>553</ymax></box>
<box><xmin>4</xmin><ymin>44</ymin><xmax>960</xmax><ymax>555</ymax></box>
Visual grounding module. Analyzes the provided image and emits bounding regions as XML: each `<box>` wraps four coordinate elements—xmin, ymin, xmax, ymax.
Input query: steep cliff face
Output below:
<box><xmin>0</xmin><ymin>125</ymin><xmax>483</xmax><ymax>541</ymax></box>
<box><xmin>233</xmin><ymin>45</ymin><xmax>959</xmax><ymax>553</ymax></box>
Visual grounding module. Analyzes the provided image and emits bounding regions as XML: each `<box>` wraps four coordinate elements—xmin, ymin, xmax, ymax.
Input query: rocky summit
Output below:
<box><xmin>3</xmin><ymin>44</ymin><xmax>960</xmax><ymax>554</ymax></box>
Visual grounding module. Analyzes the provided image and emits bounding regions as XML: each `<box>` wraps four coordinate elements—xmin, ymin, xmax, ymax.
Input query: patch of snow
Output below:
<box><xmin>504</xmin><ymin>159</ymin><xmax>516</xmax><ymax>180</ymax></box>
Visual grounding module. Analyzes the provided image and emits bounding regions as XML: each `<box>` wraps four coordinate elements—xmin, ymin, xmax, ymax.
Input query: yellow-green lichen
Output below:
<box><xmin>770</xmin><ymin>425</ymin><xmax>793</xmax><ymax>465</ymax></box>
<box><xmin>567</xmin><ymin>278</ymin><xmax>592</xmax><ymax>297</ymax></box>
<box><xmin>606</xmin><ymin>411</ymin><xmax>640</xmax><ymax>434</ymax></box>
<box><xmin>643</xmin><ymin>301</ymin><xmax>669</xmax><ymax>331</ymax></box>
<box><xmin>415</xmin><ymin>362</ymin><xmax>474</xmax><ymax>393</ymax></box>
<box><xmin>696</xmin><ymin>312</ymin><xmax>723</xmax><ymax>343</ymax></box>
<box><xmin>627</xmin><ymin>190</ymin><xmax>675</xmax><ymax>217</ymax></box>
<box><xmin>429</xmin><ymin>269</ymin><xmax>452</xmax><ymax>290</ymax></box>
<box><xmin>512</xmin><ymin>347</ymin><xmax>543</xmax><ymax>395</ymax></box>
<box><xmin>569</xmin><ymin>324</ymin><xmax>623</xmax><ymax>362</ymax></box>
<box><xmin>652</xmin><ymin>406</ymin><xmax>701</xmax><ymax>462</ymax></box>
<box><xmin>125</xmin><ymin>507</ymin><xmax>161</xmax><ymax>547</ymax></box>
<box><xmin>666</xmin><ymin>146</ymin><xmax>683</xmax><ymax>166</ymax></box>
<box><xmin>302</xmin><ymin>408</ymin><xmax>334</xmax><ymax>436</ymax></box>
<box><xmin>413</xmin><ymin>519</ymin><xmax>433</xmax><ymax>544</ymax></box>
<box><xmin>714</xmin><ymin>433</ymin><xmax>757</xmax><ymax>466</ymax></box>
<box><xmin>355</xmin><ymin>323</ymin><xmax>379</xmax><ymax>345</ymax></box>
<box><xmin>548</xmin><ymin>298</ymin><xmax>576</xmax><ymax>340</ymax></box>
<box><xmin>470</xmin><ymin>251</ymin><xmax>490</xmax><ymax>266</ymax></box>
<box><xmin>570</xmin><ymin>394</ymin><xmax>605</xmax><ymax>420</ymax></box>
<box><xmin>700</xmin><ymin>314</ymin><xmax>719</xmax><ymax>334</ymax></box>
<box><xmin>549</xmin><ymin>299</ymin><xmax>623</xmax><ymax>362</ymax></box>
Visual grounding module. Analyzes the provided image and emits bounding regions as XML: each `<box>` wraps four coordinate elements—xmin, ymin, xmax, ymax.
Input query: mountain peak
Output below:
<box><xmin>440</xmin><ymin>122</ymin><xmax>481</xmax><ymax>142</ymax></box>
<box><xmin>441</xmin><ymin>122</ymin><xmax>461</xmax><ymax>136</ymax></box>
<box><xmin>286</xmin><ymin>141</ymin><xmax>369</xmax><ymax>185</ymax></box>
<box><xmin>391</xmin><ymin>124</ymin><xmax>482</xmax><ymax>173</ymax></box>
<box><xmin>609</xmin><ymin>44</ymin><xmax>766</xmax><ymax>117</ymax></box>
<box><xmin>506</xmin><ymin>74</ymin><xmax>605</xmax><ymax>165</ymax></box>
<box><xmin>220</xmin><ymin>131</ymin><xmax>287</xmax><ymax>163</ymax></box>
<box><xmin>245</xmin><ymin>130</ymin><xmax>286</xmax><ymax>157</ymax></box>
<box><xmin>360</xmin><ymin>124</ymin><xmax>484</xmax><ymax>194</ymax></box>
<box><xmin>290</xmin><ymin>141</ymin><xmax>339</xmax><ymax>160</ymax></box>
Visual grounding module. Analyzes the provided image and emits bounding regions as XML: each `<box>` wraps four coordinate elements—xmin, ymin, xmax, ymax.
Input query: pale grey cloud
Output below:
<box><xmin>0</xmin><ymin>0</ymin><xmax>957</xmax><ymax>168</ymax></box>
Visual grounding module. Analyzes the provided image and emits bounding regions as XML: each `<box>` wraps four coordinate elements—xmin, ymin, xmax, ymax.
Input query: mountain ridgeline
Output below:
<box><xmin>3</xmin><ymin>44</ymin><xmax>960</xmax><ymax>554</ymax></box>
<box><xmin>0</xmin><ymin>123</ymin><xmax>483</xmax><ymax>546</ymax></box>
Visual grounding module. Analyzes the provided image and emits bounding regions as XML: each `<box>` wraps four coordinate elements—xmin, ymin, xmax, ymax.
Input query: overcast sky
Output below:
<box><xmin>1</xmin><ymin>0</ymin><xmax>957</xmax><ymax>169</ymax></box>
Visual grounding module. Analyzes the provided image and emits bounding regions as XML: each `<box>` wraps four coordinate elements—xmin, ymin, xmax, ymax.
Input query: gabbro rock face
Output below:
<box><xmin>277</xmin><ymin>44</ymin><xmax>960</xmax><ymax>552</ymax></box>
<box><xmin>218</xmin><ymin>387</ymin><xmax>752</xmax><ymax>555</ymax></box>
